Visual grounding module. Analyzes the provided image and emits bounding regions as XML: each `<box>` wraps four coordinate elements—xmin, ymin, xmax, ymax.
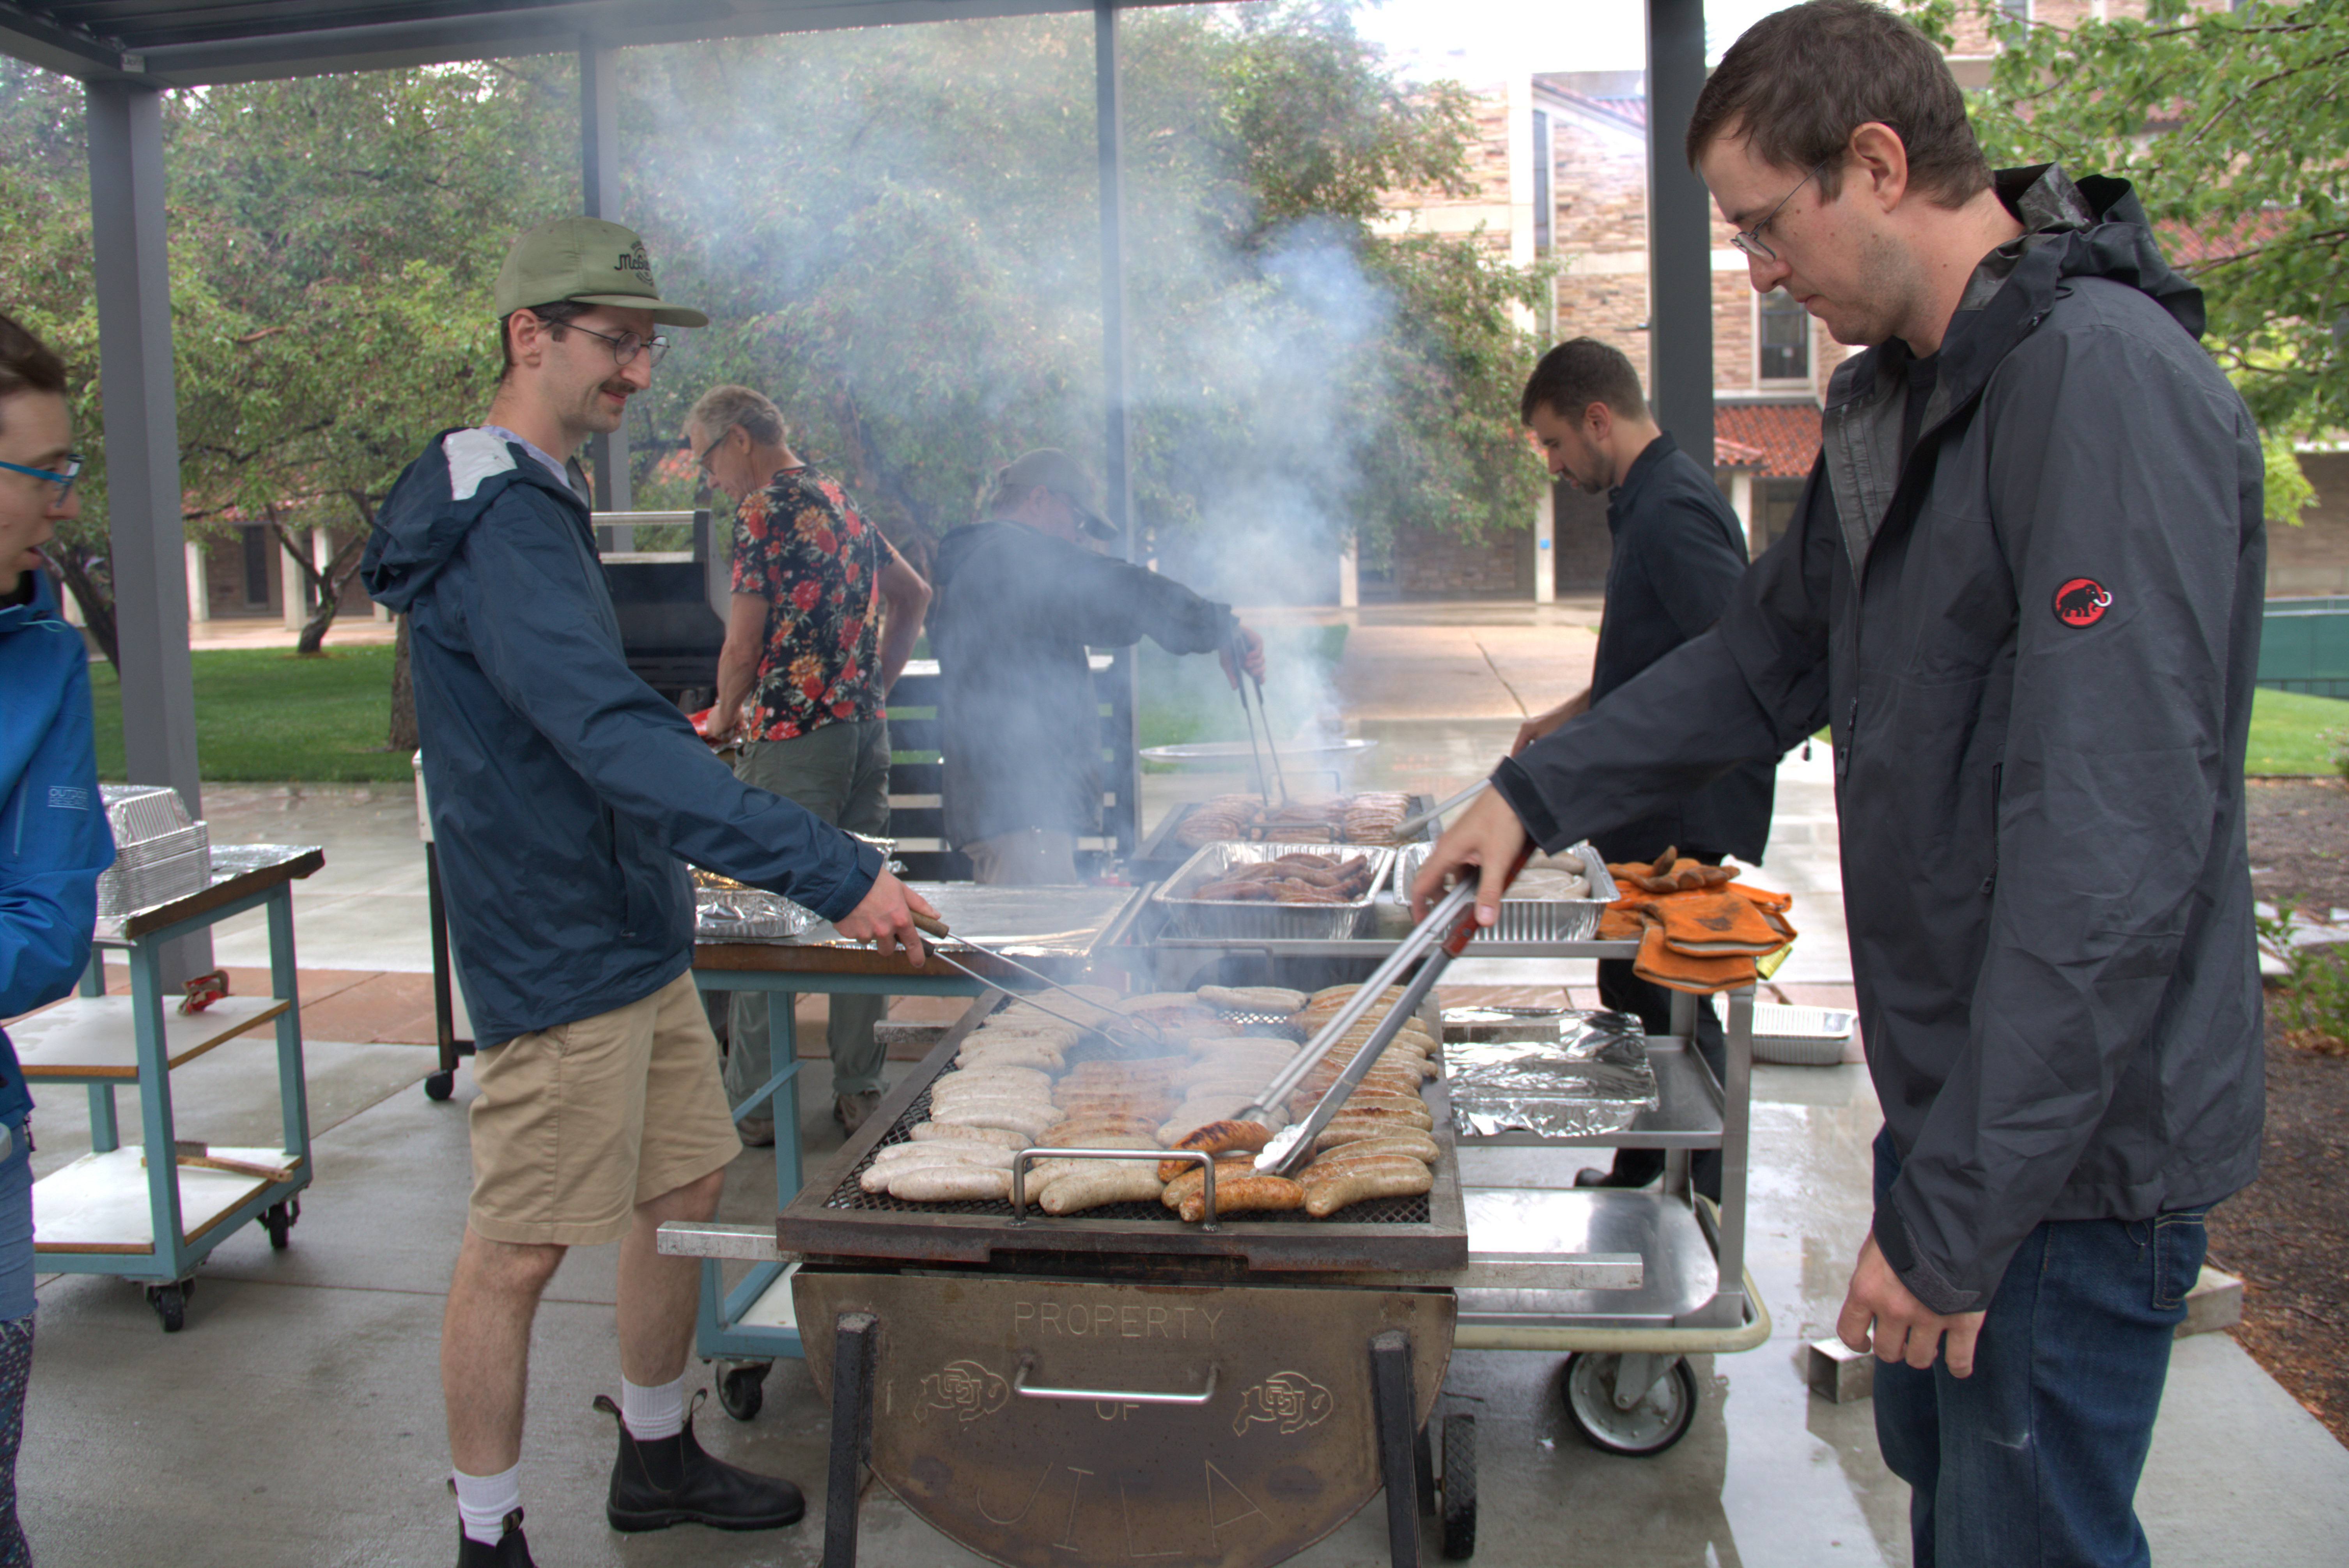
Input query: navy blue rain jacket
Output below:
<box><xmin>0</xmin><ymin>570</ymin><xmax>115</xmax><ymax>1126</ymax></box>
<box><xmin>363</xmin><ymin>428</ymin><xmax>880</xmax><ymax>1047</ymax></box>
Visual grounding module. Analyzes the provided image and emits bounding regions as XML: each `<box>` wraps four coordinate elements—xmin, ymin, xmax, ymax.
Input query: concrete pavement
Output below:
<box><xmin>14</xmin><ymin>605</ymin><xmax>2344</xmax><ymax>1566</ymax></box>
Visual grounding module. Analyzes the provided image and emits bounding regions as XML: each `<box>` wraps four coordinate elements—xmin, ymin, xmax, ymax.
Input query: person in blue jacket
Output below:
<box><xmin>363</xmin><ymin>219</ymin><xmax>935</xmax><ymax>1568</ymax></box>
<box><xmin>0</xmin><ymin>310</ymin><xmax>115</xmax><ymax>1567</ymax></box>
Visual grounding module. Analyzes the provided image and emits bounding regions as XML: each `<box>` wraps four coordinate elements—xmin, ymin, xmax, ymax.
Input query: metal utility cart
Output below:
<box><xmin>8</xmin><ymin>845</ymin><xmax>323</xmax><ymax>1331</ymax></box>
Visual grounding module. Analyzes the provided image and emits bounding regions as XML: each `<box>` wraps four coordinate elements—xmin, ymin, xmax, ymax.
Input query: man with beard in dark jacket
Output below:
<box><xmin>1415</xmin><ymin>5</ymin><xmax>2263</xmax><ymax>1563</ymax></box>
<box><xmin>933</xmin><ymin>449</ymin><xmax>1265</xmax><ymax>883</ymax></box>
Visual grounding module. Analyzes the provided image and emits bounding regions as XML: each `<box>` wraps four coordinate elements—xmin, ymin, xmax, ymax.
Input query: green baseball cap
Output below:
<box><xmin>493</xmin><ymin>216</ymin><xmax>709</xmax><ymax>329</ymax></box>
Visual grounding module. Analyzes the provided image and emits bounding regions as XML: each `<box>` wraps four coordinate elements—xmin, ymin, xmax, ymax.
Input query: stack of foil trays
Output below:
<box><xmin>95</xmin><ymin>784</ymin><xmax>211</xmax><ymax>919</ymax></box>
<box><xmin>1447</xmin><ymin>1010</ymin><xmax>1662</xmax><ymax>1139</ymax></box>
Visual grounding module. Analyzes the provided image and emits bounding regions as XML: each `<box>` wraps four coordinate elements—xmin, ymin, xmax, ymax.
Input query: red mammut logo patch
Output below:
<box><xmin>2053</xmin><ymin>577</ymin><xmax>2112</xmax><ymax>628</ymax></box>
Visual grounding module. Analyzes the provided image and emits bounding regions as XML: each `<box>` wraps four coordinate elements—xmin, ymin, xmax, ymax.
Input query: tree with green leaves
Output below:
<box><xmin>1966</xmin><ymin>0</ymin><xmax>2347</xmax><ymax>519</ymax></box>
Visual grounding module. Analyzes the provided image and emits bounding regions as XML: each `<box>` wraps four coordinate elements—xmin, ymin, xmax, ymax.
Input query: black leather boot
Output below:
<box><xmin>595</xmin><ymin>1391</ymin><xmax>806</xmax><ymax>1533</ymax></box>
<box><xmin>454</xmin><ymin>1507</ymin><xmax>536</xmax><ymax>1566</ymax></box>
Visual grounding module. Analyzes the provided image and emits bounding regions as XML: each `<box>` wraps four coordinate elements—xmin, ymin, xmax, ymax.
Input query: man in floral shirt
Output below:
<box><xmin>693</xmin><ymin>384</ymin><xmax>931</xmax><ymax>1136</ymax></box>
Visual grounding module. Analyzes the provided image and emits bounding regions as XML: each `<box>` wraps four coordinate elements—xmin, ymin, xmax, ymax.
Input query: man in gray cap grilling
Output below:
<box><xmin>932</xmin><ymin>449</ymin><xmax>1266</xmax><ymax>883</ymax></box>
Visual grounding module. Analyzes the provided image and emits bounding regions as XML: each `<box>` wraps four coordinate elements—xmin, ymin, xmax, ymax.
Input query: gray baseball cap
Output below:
<box><xmin>493</xmin><ymin>216</ymin><xmax>709</xmax><ymax>328</ymax></box>
<box><xmin>1001</xmin><ymin>448</ymin><xmax>1118</xmax><ymax>540</ymax></box>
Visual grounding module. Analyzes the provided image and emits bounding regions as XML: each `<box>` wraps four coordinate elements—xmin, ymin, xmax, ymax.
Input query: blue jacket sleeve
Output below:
<box><xmin>456</xmin><ymin>492</ymin><xmax>879</xmax><ymax>921</ymax></box>
<box><xmin>0</xmin><ymin>644</ymin><xmax>115</xmax><ymax>1020</ymax></box>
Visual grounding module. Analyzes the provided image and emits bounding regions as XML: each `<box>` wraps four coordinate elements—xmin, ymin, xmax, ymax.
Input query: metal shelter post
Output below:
<box><xmin>87</xmin><ymin>80</ymin><xmax>209</xmax><ymax>980</ymax></box>
<box><xmin>1094</xmin><ymin>0</ymin><xmax>1141</xmax><ymax>857</ymax></box>
<box><xmin>580</xmin><ymin>41</ymin><xmax>632</xmax><ymax>515</ymax></box>
<box><xmin>1645</xmin><ymin>0</ymin><xmax>1715</xmax><ymax>470</ymax></box>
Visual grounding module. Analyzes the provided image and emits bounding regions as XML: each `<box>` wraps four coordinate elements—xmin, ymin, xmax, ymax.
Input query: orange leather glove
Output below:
<box><xmin>1632</xmin><ymin>922</ymin><xmax>1759</xmax><ymax>993</ymax></box>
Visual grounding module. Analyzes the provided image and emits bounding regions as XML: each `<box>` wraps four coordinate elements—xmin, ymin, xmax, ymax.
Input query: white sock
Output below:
<box><xmin>621</xmin><ymin>1372</ymin><xmax>686</xmax><ymax>1442</ymax></box>
<box><xmin>452</xmin><ymin>1462</ymin><xmax>521</xmax><ymax>1547</ymax></box>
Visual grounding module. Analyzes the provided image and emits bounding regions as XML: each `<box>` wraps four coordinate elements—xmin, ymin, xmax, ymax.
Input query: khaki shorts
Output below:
<box><xmin>466</xmin><ymin>972</ymin><xmax>742</xmax><ymax>1247</ymax></box>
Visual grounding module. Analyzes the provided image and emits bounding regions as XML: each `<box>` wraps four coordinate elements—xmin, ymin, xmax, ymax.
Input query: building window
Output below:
<box><xmin>1531</xmin><ymin>108</ymin><xmax>1552</xmax><ymax>258</ymax></box>
<box><xmin>2000</xmin><ymin>0</ymin><xmax>2030</xmax><ymax>17</ymax></box>
<box><xmin>1758</xmin><ymin>288</ymin><xmax>1809</xmax><ymax>382</ymax></box>
<box><xmin>241</xmin><ymin>525</ymin><xmax>272</xmax><ymax>608</ymax></box>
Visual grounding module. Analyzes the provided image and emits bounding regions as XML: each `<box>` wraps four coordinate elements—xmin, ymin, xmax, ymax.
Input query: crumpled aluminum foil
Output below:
<box><xmin>694</xmin><ymin>887</ymin><xmax>819</xmax><ymax>942</ymax></box>
<box><xmin>1448</xmin><ymin>1011</ymin><xmax>1661</xmax><ymax>1139</ymax></box>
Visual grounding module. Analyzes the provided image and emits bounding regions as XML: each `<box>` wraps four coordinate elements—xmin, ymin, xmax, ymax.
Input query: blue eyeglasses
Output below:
<box><xmin>0</xmin><ymin>453</ymin><xmax>83</xmax><ymax>502</ymax></box>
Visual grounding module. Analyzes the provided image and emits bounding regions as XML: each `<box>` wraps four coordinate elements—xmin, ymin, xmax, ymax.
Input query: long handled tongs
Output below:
<box><xmin>910</xmin><ymin>911</ymin><xmax>1171</xmax><ymax>1055</ymax></box>
<box><xmin>1230</xmin><ymin>630</ymin><xmax>1287</xmax><ymax>806</ymax></box>
<box><xmin>1388</xmin><ymin>779</ymin><xmax>1490</xmax><ymax>844</ymax></box>
<box><xmin>1251</xmin><ymin>844</ymin><xmax>1532</xmax><ymax>1177</ymax></box>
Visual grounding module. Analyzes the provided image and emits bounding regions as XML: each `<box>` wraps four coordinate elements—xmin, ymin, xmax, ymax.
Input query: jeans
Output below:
<box><xmin>726</xmin><ymin>718</ymin><xmax>893</xmax><ymax>1104</ymax></box>
<box><xmin>1871</xmin><ymin>1129</ymin><xmax>2206</xmax><ymax>1568</ymax></box>
<box><xmin>0</xmin><ymin>1118</ymin><xmax>34</xmax><ymax>1566</ymax></box>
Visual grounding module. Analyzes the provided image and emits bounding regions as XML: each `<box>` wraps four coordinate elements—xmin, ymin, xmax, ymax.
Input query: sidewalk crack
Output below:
<box><xmin>1472</xmin><ymin>635</ymin><xmax>1528</xmax><ymax>716</ymax></box>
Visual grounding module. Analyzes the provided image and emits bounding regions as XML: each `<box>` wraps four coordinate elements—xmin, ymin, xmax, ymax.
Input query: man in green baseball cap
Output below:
<box><xmin>366</xmin><ymin>216</ymin><xmax>935</xmax><ymax>1568</ymax></box>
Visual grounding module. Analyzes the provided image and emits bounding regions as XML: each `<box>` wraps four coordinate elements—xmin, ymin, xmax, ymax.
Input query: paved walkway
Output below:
<box><xmin>14</xmin><ymin>604</ymin><xmax>2343</xmax><ymax>1567</ymax></box>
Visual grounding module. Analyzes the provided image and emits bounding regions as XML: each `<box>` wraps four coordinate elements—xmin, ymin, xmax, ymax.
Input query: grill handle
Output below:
<box><xmin>1013</xmin><ymin>1358</ymin><xmax>1221</xmax><ymax>1406</ymax></box>
<box><xmin>1009</xmin><ymin>1146</ymin><xmax>1221</xmax><ymax>1232</ymax></box>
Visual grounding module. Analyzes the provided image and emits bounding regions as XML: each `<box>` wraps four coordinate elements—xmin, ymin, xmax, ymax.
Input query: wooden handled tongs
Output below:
<box><xmin>1249</xmin><ymin>843</ymin><xmax>1533</xmax><ymax>1177</ymax></box>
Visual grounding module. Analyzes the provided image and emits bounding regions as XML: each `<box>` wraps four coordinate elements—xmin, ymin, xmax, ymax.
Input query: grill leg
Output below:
<box><xmin>824</xmin><ymin>1311</ymin><xmax>878</xmax><ymax>1568</ymax></box>
<box><xmin>1371</xmin><ymin>1327</ymin><xmax>1421</xmax><ymax>1568</ymax></box>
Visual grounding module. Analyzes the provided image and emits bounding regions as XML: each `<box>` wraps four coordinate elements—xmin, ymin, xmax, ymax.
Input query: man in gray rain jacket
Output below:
<box><xmin>1415</xmin><ymin>6</ymin><xmax>2263</xmax><ymax>1564</ymax></box>
<box><xmin>365</xmin><ymin>217</ymin><xmax>933</xmax><ymax>1568</ymax></box>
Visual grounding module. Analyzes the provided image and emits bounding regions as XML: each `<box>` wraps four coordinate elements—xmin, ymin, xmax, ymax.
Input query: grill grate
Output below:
<box><xmin>826</xmin><ymin>1010</ymin><xmax>1435</xmax><ymax>1227</ymax></box>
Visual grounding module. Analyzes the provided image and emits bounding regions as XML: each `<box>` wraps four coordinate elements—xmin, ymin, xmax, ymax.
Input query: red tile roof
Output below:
<box><xmin>1714</xmin><ymin>401</ymin><xmax>1821</xmax><ymax>479</ymax></box>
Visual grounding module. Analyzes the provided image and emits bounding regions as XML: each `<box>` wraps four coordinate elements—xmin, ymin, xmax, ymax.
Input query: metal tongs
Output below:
<box><xmin>909</xmin><ymin>911</ymin><xmax>1173</xmax><ymax>1055</ymax></box>
<box><xmin>1387</xmin><ymin>779</ymin><xmax>1490</xmax><ymax>844</ymax></box>
<box><xmin>1230</xmin><ymin>629</ymin><xmax>1287</xmax><ymax>807</ymax></box>
<box><xmin>1251</xmin><ymin>843</ymin><xmax>1532</xmax><ymax>1177</ymax></box>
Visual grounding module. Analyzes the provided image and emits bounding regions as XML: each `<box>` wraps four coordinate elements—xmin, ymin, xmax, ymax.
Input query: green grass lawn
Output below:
<box><xmin>2246</xmin><ymin>687</ymin><xmax>2349</xmax><ymax>775</ymax></box>
<box><xmin>87</xmin><ymin>644</ymin><xmax>414</xmax><ymax>784</ymax></box>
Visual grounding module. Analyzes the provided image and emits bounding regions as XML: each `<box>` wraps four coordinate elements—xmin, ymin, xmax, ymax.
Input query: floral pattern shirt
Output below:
<box><xmin>730</xmin><ymin>466</ymin><xmax>886</xmax><ymax>741</ymax></box>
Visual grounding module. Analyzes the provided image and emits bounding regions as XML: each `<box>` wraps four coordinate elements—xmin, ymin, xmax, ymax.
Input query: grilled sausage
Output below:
<box><xmin>887</xmin><ymin>1165</ymin><xmax>1015</xmax><ymax>1202</ymax></box>
<box><xmin>910</xmin><ymin>1122</ymin><xmax>1029</xmax><ymax>1147</ymax></box>
<box><xmin>1302</xmin><ymin>1160</ymin><xmax>1433</xmax><ymax>1217</ymax></box>
<box><xmin>1302</xmin><ymin>1132</ymin><xmax>1439</xmax><ymax>1166</ymax></box>
<box><xmin>1315</xmin><ymin>1116</ymin><xmax>1431</xmax><ymax>1150</ymax></box>
<box><xmin>1041</xmin><ymin>1117</ymin><xmax>1162</xmax><ymax>1144</ymax></box>
<box><xmin>934</xmin><ymin>1101</ymin><xmax>1060</xmax><ymax>1137</ymax></box>
<box><xmin>1160</xmin><ymin>1158</ymin><xmax>1259</xmax><ymax>1211</ymax></box>
<box><xmin>1179</xmin><ymin>1175</ymin><xmax>1306</xmax><ymax>1223</ymax></box>
<box><xmin>1038</xmin><ymin>1161</ymin><xmax>1168</xmax><ymax>1214</ymax></box>
<box><xmin>870</xmin><ymin>1141</ymin><xmax>1013</xmax><ymax>1167</ymax></box>
<box><xmin>1158</xmin><ymin>1119</ymin><xmax>1275</xmax><ymax>1180</ymax></box>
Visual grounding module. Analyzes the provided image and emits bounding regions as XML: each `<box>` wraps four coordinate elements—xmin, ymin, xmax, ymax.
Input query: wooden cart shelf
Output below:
<box><xmin>33</xmin><ymin>1147</ymin><xmax>305</xmax><ymax>1254</ymax></box>
<box><xmin>11</xmin><ymin>994</ymin><xmax>290</xmax><ymax>1080</ymax></box>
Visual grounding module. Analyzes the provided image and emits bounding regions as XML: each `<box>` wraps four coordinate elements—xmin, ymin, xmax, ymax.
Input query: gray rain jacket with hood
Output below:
<box><xmin>1492</xmin><ymin>166</ymin><xmax>2265</xmax><ymax>1313</ymax></box>
<box><xmin>364</xmin><ymin>427</ymin><xmax>880</xmax><ymax>1048</ymax></box>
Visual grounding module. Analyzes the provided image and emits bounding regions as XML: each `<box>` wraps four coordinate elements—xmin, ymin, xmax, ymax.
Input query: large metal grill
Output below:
<box><xmin>782</xmin><ymin>995</ymin><xmax>1467</xmax><ymax>1272</ymax></box>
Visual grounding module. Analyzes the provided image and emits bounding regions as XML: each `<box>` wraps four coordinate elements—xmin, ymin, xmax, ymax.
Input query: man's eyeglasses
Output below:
<box><xmin>691</xmin><ymin>430</ymin><xmax>728</xmax><ymax>478</ymax></box>
<box><xmin>1729</xmin><ymin>159</ymin><xmax>1833</xmax><ymax>264</ymax></box>
<box><xmin>565</xmin><ymin>323</ymin><xmax>671</xmax><ymax>370</ymax></box>
<box><xmin>0</xmin><ymin>453</ymin><xmax>83</xmax><ymax>502</ymax></box>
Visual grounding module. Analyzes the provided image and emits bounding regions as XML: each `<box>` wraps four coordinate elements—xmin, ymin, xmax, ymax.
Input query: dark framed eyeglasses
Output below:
<box><xmin>1729</xmin><ymin>159</ymin><xmax>1833</xmax><ymax>263</ymax></box>
<box><xmin>0</xmin><ymin>453</ymin><xmax>84</xmax><ymax>502</ymax></box>
<box><xmin>691</xmin><ymin>428</ymin><xmax>729</xmax><ymax>477</ymax></box>
<box><xmin>565</xmin><ymin>322</ymin><xmax>671</xmax><ymax>370</ymax></box>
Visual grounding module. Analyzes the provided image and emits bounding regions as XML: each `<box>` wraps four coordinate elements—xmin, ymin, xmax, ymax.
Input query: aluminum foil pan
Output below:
<box><xmin>1152</xmin><ymin>841</ymin><xmax>1394</xmax><ymax>941</ymax></box>
<box><xmin>1448</xmin><ymin>1011</ymin><xmax>1660</xmax><ymax>1139</ymax></box>
<box><xmin>207</xmin><ymin>844</ymin><xmax>318</xmax><ymax>884</ymax></box>
<box><xmin>95</xmin><ymin>785</ymin><xmax>210</xmax><ymax>917</ymax></box>
<box><xmin>695</xmin><ymin>887</ymin><xmax>820</xmax><ymax>942</ymax></box>
<box><xmin>1393</xmin><ymin>842</ymin><xmax>1616</xmax><ymax>942</ymax></box>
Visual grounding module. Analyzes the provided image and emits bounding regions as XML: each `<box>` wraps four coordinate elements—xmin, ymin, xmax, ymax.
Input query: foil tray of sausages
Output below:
<box><xmin>1392</xmin><ymin>841</ymin><xmax>1616</xmax><ymax>943</ymax></box>
<box><xmin>1447</xmin><ymin>1011</ymin><xmax>1660</xmax><ymax>1138</ymax></box>
<box><xmin>1151</xmin><ymin>841</ymin><xmax>1396</xmax><ymax>942</ymax></box>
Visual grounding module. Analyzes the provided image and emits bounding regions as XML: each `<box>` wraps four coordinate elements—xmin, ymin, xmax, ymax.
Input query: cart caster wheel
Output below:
<box><xmin>1561</xmin><ymin>1353</ymin><xmax>1698</xmax><ymax>1457</ymax></box>
<box><xmin>1439</xmin><ymin>1412</ymin><xmax>1476</xmax><ymax>1559</ymax></box>
<box><xmin>719</xmin><ymin>1361</ymin><xmax>770</xmax><ymax>1422</ymax></box>
<box><xmin>424</xmin><ymin>1070</ymin><xmax>455</xmax><ymax>1102</ymax></box>
<box><xmin>262</xmin><ymin>1198</ymin><xmax>299</xmax><ymax>1251</ymax></box>
<box><xmin>145</xmin><ymin>1282</ymin><xmax>188</xmax><ymax>1333</ymax></box>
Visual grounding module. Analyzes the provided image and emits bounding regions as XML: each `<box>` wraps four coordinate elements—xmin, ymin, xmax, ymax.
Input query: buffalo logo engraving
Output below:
<box><xmin>2053</xmin><ymin>577</ymin><xmax>2112</xmax><ymax>628</ymax></box>
<box><xmin>1232</xmin><ymin>1372</ymin><xmax>1334</xmax><ymax>1437</ymax></box>
<box><xmin>918</xmin><ymin>1359</ymin><xmax>1009</xmax><ymax>1423</ymax></box>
